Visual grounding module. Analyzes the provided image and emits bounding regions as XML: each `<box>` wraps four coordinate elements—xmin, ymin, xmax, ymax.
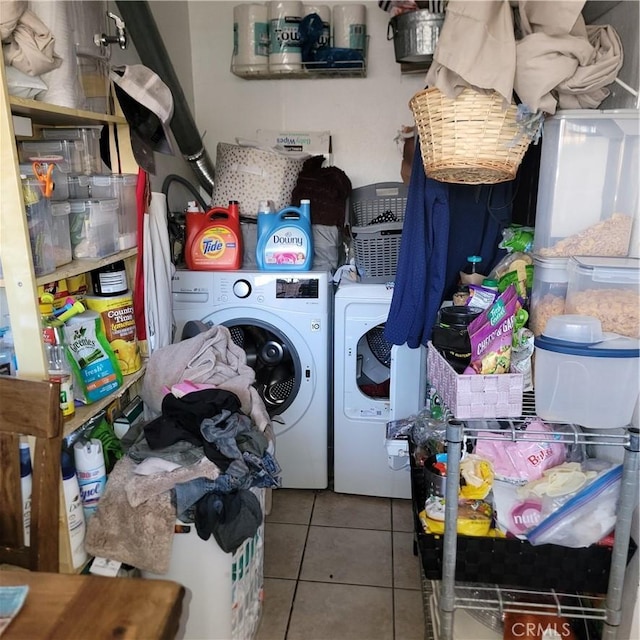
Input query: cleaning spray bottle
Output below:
<box><xmin>256</xmin><ymin>199</ymin><xmax>313</xmax><ymax>270</ymax></box>
<box><xmin>185</xmin><ymin>200</ymin><xmax>242</xmax><ymax>270</ymax></box>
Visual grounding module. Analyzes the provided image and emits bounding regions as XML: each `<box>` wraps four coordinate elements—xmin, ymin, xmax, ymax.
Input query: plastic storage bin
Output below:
<box><xmin>68</xmin><ymin>199</ymin><xmax>119</xmax><ymax>259</ymax></box>
<box><xmin>19</xmin><ymin>162</ymin><xmax>69</xmax><ymax>201</ymax></box>
<box><xmin>50</xmin><ymin>201</ymin><xmax>72</xmax><ymax>267</ymax></box>
<box><xmin>41</xmin><ymin>126</ymin><xmax>104</xmax><ymax>174</ymax></box>
<box><xmin>113</xmin><ymin>174</ymin><xmax>138</xmax><ymax>249</ymax></box>
<box><xmin>350</xmin><ymin>182</ymin><xmax>407</xmax><ymax>283</ymax></box>
<box><xmin>427</xmin><ymin>342</ymin><xmax>523</xmax><ymax>418</ymax></box>
<box><xmin>21</xmin><ymin>177</ymin><xmax>56</xmax><ymax>276</ymax></box>
<box><xmin>18</xmin><ymin>139</ymin><xmax>86</xmax><ymax>174</ymax></box>
<box><xmin>565</xmin><ymin>256</ymin><xmax>640</xmax><ymax>338</ymax></box>
<box><xmin>67</xmin><ymin>174</ymin><xmax>117</xmax><ymax>199</ymax></box>
<box><xmin>533</xmin><ymin>110</ymin><xmax>638</xmax><ymax>258</ymax></box>
<box><xmin>529</xmin><ymin>256</ymin><xmax>569</xmax><ymax>336</ymax></box>
<box><xmin>534</xmin><ymin>315</ymin><xmax>640</xmax><ymax>428</ymax></box>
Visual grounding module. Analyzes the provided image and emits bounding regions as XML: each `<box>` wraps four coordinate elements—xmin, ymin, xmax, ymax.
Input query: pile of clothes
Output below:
<box><xmin>85</xmin><ymin>326</ymin><xmax>280</xmax><ymax>574</ymax></box>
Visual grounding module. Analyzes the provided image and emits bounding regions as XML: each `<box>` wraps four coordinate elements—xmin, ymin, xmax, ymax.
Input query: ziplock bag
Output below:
<box><xmin>527</xmin><ymin>464</ymin><xmax>622</xmax><ymax>548</ymax></box>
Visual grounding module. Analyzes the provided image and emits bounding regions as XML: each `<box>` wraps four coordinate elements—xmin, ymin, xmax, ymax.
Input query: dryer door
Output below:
<box><xmin>199</xmin><ymin>309</ymin><xmax>316</xmax><ymax>437</ymax></box>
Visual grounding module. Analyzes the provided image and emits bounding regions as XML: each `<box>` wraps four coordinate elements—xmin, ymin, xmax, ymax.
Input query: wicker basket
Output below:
<box><xmin>409</xmin><ymin>87</ymin><xmax>535</xmax><ymax>185</ymax></box>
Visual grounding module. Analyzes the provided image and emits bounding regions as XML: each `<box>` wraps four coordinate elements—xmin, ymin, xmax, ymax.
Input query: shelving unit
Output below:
<box><xmin>230</xmin><ymin>39</ymin><xmax>368</xmax><ymax>80</ymax></box>
<box><xmin>231</xmin><ymin>59</ymin><xmax>366</xmax><ymax>80</ymax></box>
<box><xmin>419</xmin><ymin>419</ymin><xmax>639</xmax><ymax>640</ymax></box>
<box><xmin>0</xmin><ymin>59</ymin><xmax>137</xmax><ymax>378</ymax></box>
<box><xmin>1</xmin><ymin>58</ymin><xmax>142</xmax><ymax>574</ymax></box>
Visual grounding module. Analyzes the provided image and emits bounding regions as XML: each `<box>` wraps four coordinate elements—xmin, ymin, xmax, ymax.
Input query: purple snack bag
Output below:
<box><xmin>464</xmin><ymin>284</ymin><xmax>518</xmax><ymax>375</ymax></box>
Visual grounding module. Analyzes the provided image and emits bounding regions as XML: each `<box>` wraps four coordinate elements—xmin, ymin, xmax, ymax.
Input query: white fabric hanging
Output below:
<box><xmin>143</xmin><ymin>192</ymin><xmax>175</xmax><ymax>355</ymax></box>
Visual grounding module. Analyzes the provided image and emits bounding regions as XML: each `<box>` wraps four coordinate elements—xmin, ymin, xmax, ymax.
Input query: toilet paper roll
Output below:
<box><xmin>304</xmin><ymin>4</ymin><xmax>330</xmax><ymax>48</ymax></box>
<box><xmin>233</xmin><ymin>4</ymin><xmax>270</xmax><ymax>74</ymax></box>
<box><xmin>332</xmin><ymin>4</ymin><xmax>366</xmax><ymax>51</ymax></box>
<box><xmin>268</xmin><ymin>0</ymin><xmax>303</xmax><ymax>72</ymax></box>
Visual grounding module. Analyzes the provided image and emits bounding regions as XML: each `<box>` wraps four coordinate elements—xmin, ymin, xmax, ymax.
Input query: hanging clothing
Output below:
<box><xmin>443</xmin><ymin>182</ymin><xmax>514</xmax><ymax>302</ymax></box>
<box><xmin>384</xmin><ymin>141</ymin><xmax>449</xmax><ymax>348</ymax></box>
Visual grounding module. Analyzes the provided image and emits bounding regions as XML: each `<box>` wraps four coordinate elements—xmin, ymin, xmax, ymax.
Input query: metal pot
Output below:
<box><xmin>387</xmin><ymin>9</ymin><xmax>444</xmax><ymax>64</ymax></box>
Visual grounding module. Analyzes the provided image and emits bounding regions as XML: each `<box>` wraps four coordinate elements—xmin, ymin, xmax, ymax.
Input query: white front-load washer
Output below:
<box><xmin>171</xmin><ymin>270</ymin><xmax>331</xmax><ymax>489</ymax></box>
<box><xmin>333</xmin><ymin>281</ymin><xmax>427</xmax><ymax>499</ymax></box>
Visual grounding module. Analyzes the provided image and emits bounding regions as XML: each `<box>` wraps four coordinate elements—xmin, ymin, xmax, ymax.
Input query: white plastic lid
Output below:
<box><xmin>568</xmin><ymin>256</ymin><xmax>640</xmax><ymax>282</ymax></box>
<box><xmin>543</xmin><ymin>314</ymin><xmax>603</xmax><ymax>343</ymax></box>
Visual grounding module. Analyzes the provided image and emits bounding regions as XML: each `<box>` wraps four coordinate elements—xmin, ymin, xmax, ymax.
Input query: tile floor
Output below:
<box><xmin>255</xmin><ymin>489</ymin><xmax>426</xmax><ymax>640</ymax></box>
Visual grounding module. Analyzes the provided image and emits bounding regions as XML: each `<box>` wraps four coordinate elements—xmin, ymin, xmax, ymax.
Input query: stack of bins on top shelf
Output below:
<box><xmin>349</xmin><ymin>182</ymin><xmax>408</xmax><ymax>283</ymax></box>
<box><xmin>529</xmin><ymin>110</ymin><xmax>640</xmax><ymax>338</ymax></box>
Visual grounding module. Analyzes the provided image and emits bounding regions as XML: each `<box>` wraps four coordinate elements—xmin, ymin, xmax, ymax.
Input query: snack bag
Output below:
<box><xmin>464</xmin><ymin>285</ymin><xmax>518</xmax><ymax>375</ymax></box>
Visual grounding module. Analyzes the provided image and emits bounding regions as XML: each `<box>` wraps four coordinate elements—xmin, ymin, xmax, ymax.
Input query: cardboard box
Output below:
<box><xmin>255</xmin><ymin>130</ymin><xmax>332</xmax><ymax>164</ymax></box>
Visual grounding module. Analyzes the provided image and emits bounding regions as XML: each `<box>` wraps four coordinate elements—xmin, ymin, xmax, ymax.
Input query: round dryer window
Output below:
<box><xmin>357</xmin><ymin>323</ymin><xmax>391</xmax><ymax>399</ymax></box>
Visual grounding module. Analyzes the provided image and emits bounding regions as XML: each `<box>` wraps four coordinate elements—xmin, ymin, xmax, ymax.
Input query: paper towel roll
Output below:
<box><xmin>268</xmin><ymin>0</ymin><xmax>303</xmax><ymax>72</ymax></box>
<box><xmin>304</xmin><ymin>4</ymin><xmax>330</xmax><ymax>48</ymax></box>
<box><xmin>233</xmin><ymin>4</ymin><xmax>269</xmax><ymax>74</ymax></box>
<box><xmin>332</xmin><ymin>4</ymin><xmax>366</xmax><ymax>51</ymax></box>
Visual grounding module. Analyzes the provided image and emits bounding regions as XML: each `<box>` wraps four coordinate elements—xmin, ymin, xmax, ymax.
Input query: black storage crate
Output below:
<box><xmin>410</xmin><ymin>447</ymin><xmax>635</xmax><ymax>595</ymax></box>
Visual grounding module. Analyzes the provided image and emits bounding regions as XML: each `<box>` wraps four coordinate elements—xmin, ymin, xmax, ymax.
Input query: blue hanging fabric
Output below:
<box><xmin>384</xmin><ymin>140</ymin><xmax>450</xmax><ymax>348</ymax></box>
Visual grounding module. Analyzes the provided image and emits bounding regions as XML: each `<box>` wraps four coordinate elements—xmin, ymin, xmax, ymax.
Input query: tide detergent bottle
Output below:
<box><xmin>185</xmin><ymin>200</ymin><xmax>242</xmax><ymax>270</ymax></box>
<box><xmin>256</xmin><ymin>199</ymin><xmax>313</xmax><ymax>271</ymax></box>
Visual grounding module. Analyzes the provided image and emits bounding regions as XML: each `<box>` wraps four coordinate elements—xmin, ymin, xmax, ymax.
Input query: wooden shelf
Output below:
<box><xmin>9</xmin><ymin>96</ymin><xmax>126</xmax><ymax>126</ymax></box>
<box><xmin>0</xmin><ymin>248</ymin><xmax>138</xmax><ymax>288</ymax></box>
<box><xmin>63</xmin><ymin>364</ymin><xmax>146</xmax><ymax>437</ymax></box>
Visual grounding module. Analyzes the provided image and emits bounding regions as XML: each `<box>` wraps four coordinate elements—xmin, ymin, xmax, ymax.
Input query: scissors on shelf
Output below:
<box><xmin>31</xmin><ymin>159</ymin><xmax>56</xmax><ymax>198</ymax></box>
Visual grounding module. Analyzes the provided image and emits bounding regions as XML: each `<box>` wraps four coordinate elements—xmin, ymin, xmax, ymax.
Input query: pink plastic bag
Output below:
<box><xmin>474</xmin><ymin>419</ymin><xmax>566</xmax><ymax>483</ymax></box>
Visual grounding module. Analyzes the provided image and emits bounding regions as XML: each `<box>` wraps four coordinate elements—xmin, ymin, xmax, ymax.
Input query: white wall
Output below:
<box><xmin>185</xmin><ymin>1</ymin><xmax>426</xmax><ymax>189</ymax></box>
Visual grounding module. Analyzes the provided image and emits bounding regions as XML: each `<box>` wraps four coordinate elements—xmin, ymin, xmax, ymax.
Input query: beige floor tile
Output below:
<box><xmin>312</xmin><ymin>490</ymin><xmax>391</xmax><ymax>530</ymax></box>
<box><xmin>392</xmin><ymin>498</ymin><xmax>415</xmax><ymax>532</ymax></box>
<box><xmin>393</xmin><ymin>531</ymin><xmax>421</xmax><ymax>590</ymax></box>
<box><xmin>267</xmin><ymin>489</ymin><xmax>316</xmax><ymax>525</ymax></box>
<box><xmin>255</xmin><ymin>578</ymin><xmax>296</xmax><ymax>640</ymax></box>
<box><xmin>287</xmin><ymin>581</ymin><xmax>394</xmax><ymax>640</ymax></box>
<box><xmin>264</xmin><ymin>523</ymin><xmax>308</xmax><ymax>580</ymax></box>
<box><xmin>394</xmin><ymin>588</ymin><xmax>426</xmax><ymax>640</ymax></box>
<box><xmin>300</xmin><ymin>525</ymin><xmax>392</xmax><ymax>587</ymax></box>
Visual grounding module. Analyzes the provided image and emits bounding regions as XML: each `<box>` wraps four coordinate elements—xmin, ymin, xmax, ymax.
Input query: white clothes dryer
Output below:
<box><xmin>333</xmin><ymin>281</ymin><xmax>427</xmax><ymax>499</ymax></box>
<box><xmin>172</xmin><ymin>270</ymin><xmax>331</xmax><ymax>489</ymax></box>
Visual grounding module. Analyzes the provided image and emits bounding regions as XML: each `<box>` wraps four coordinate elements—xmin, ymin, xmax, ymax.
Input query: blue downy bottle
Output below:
<box><xmin>256</xmin><ymin>199</ymin><xmax>313</xmax><ymax>271</ymax></box>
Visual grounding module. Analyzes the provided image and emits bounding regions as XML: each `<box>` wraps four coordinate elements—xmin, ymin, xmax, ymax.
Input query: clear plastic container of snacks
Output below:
<box><xmin>19</xmin><ymin>162</ymin><xmax>69</xmax><ymax>201</ymax></box>
<box><xmin>19</xmin><ymin>140</ymin><xmax>83</xmax><ymax>174</ymax></box>
<box><xmin>533</xmin><ymin>110</ymin><xmax>638</xmax><ymax>258</ymax></box>
<box><xmin>67</xmin><ymin>174</ymin><xmax>117</xmax><ymax>199</ymax></box>
<box><xmin>565</xmin><ymin>256</ymin><xmax>640</xmax><ymax>339</ymax></box>
<box><xmin>68</xmin><ymin>198</ymin><xmax>119</xmax><ymax>259</ymax></box>
<box><xmin>529</xmin><ymin>256</ymin><xmax>570</xmax><ymax>336</ymax></box>
<box><xmin>50</xmin><ymin>201</ymin><xmax>72</xmax><ymax>267</ymax></box>
<box><xmin>113</xmin><ymin>174</ymin><xmax>138</xmax><ymax>249</ymax></box>
<box><xmin>41</xmin><ymin>126</ymin><xmax>104</xmax><ymax>174</ymax></box>
<box><xmin>21</xmin><ymin>177</ymin><xmax>55</xmax><ymax>276</ymax></box>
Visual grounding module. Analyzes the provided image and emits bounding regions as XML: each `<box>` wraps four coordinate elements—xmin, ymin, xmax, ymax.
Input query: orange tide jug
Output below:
<box><xmin>185</xmin><ymin>200</ymin><xmax>242</xmax><ymax>270</ymax></box>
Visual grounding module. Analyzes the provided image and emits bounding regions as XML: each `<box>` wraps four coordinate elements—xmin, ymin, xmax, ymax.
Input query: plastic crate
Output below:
<box><xmin>409</xmin><ymin>443</ymin><xmax>635</xmax><ymax>594</ymax></box>
<box><xmin>427</xmin><ymin>341</ymin><xmax>523</xmax><ymax>418</ymax></box>
<box><xmin>350</xmin><ymin>182</ymin><xmax>408</xmax><ymax>283</ymax></box>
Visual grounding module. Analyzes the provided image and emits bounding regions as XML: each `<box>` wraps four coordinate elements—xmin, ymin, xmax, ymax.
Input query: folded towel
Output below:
<box><xmin>85</xmin><ymin>457</ymin><xmax>176</xmax><ymax>575</ymax></box>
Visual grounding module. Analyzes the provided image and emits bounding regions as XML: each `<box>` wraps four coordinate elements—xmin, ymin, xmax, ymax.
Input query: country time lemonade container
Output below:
<box><xmin>185</xmin><ymin>200</ymin><xmax>242</xmax><ymax>270</ymax></box>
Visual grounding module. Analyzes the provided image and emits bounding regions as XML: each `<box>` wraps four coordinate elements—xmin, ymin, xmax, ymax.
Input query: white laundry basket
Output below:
<box><xmin>142</xmin><ymin>488</ymin><xmax>265</xmax><ymax>640</ymax></box>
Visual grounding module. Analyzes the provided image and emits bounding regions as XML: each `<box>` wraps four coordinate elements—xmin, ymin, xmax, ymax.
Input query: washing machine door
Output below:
<box><xmin>198</xmin><ymin>309</ymin><xmax>315</xmax><ymax>437</ymax></box>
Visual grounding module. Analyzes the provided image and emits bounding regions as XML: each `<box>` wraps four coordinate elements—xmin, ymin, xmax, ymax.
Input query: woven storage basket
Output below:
<box><xmin>409</xmin><ymin>87</ymin><xmax>534</xmax><ymax>185</ymax></box>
